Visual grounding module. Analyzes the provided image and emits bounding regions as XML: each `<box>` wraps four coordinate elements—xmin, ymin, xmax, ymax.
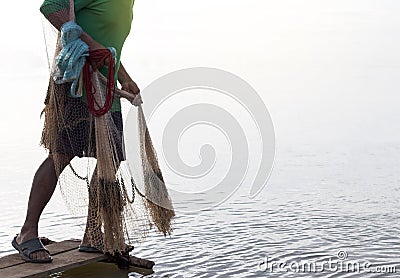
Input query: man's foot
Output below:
<box><xmin>79</xmin><ymin>243</ymin><xmax>134</xmax><ymax>254</ymax></box>
<box><xmin>79</xmin><ymin>230</ymin><xmax>103</xmax><ymax>253</ymax></box>
<box><xmin>78</xmin><ymin>245</ymin><xmax>103</xmax><ymax>253</ymax></box>
<box><xmin>12</xmin><ymin>235</ymin><xmax>52</xmax><ymax>263</ymax></box>
<box><xmin>80</xmin><ymin>232</ymin><xmax>134</xmax><ymax>254</ymax></box>
<box><xmin>15</xmin><ymin>232</ymin><xmax>52</xmax><ymax>262</ymax></box>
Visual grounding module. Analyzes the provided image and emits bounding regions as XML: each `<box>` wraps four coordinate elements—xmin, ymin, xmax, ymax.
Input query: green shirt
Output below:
<box><xmin>40</xmin><ymin>0</ymin><xmax>135</xmax><ymax>111</ymax></box>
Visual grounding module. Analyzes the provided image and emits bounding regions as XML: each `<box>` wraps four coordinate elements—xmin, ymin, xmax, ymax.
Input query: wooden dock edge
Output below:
<box><xmin>0</xmin><ymin>239</ymin><xmax>154</xmax><ymax>278</ymax></box>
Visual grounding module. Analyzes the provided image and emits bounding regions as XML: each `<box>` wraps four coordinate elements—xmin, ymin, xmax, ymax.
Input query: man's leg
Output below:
<box><xmin>81</xmin><ymin>167</ymin><xmax>103</xmax><ymax>248</ymax></box>
<box><xmin>16</xmin><ymin>154</ymin><xmax>70</xmax><ymax>261</ymax></box>
<box><xmin>81</xmin><ymin>112</ymin><xmax>125</xmax><ymax>250</ymax></box>
<box><xmin>81</xmin><ymin>162</ymin><xmax>124</xmax><ymax>251</ymax></box>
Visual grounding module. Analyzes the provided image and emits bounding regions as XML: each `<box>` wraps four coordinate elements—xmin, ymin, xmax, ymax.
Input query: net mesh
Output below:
<box><xmin>40</xmin><ymin>0</ymin><xmax>174</xmax><ymax>255</ymax></box>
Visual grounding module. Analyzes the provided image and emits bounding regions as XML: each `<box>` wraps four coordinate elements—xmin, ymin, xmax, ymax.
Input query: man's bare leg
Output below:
<box><xmin>16</xmin><ymin>154</ymin><xmax>61</xmax><ymax>260</ymax></box>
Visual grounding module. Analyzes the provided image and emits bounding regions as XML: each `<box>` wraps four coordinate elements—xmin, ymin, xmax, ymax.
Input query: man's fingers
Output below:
<box><xmin>132</xmin><ymin>83</ymin><xmax>140</xmax><ymax>95</ymax></box>
<box><xmin>120</xmin><ymin>82</ymin><xmax>140</xmax><ymax>99</ymax></box>
<box><xmin>89</xmin><ymin>58</ymin><xmax>110</xmax><ymax>70</ymax></box>
<box><xmin>132</xmin><ymin>87</ymin><xmax>140</xmax><ymax>95</ymax></box>
<box><xmin>127</xmin><ymin>84</ymin><xmax>140</xmax><ymax>95</ymax></box>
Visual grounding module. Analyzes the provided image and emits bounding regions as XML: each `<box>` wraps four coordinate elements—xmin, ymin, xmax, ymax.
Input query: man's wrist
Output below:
<box><xmin>80</xmin><ymin>33</ymin><xmax>103</xmax><ymax>51</ymax></box>
<box><xmin>119</xmin><ymin>77</ymin><xmax>133</xmax><ymax>84</ymax></box>
<box><xmin>118</xmin><ymin>72</ymin><xmax>132</xmax><ymax>84</ymax></box>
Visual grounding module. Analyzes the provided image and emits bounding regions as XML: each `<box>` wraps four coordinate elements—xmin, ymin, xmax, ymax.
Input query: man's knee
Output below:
<box><xmin>47</xmin><ymin>153</ymin><xmax>74</xmax><ymax>172</ymax></box>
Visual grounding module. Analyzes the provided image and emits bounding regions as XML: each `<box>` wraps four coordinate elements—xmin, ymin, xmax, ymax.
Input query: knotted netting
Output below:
<box><xmin>39</xmin><ymin>0</ymin><xmax>175</xmax><ymax>254</ymax></box>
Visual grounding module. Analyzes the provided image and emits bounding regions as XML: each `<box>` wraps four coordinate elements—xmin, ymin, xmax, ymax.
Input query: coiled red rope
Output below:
<box><xmin>83</xmin><ymin>49</ymin><xmax>116</xmax><ymax>117</ymax></box>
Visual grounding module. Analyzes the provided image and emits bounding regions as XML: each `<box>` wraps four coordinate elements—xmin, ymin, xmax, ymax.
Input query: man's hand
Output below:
<box><xmin>120</xmin><ymin>80</ymin><xmax>140</xmax><ymax>102</ymax></box>
<box><xmin>118</xmin><ymin>62</ymin><xmax>140</xmax><ymax>102</ymax></box>
<box><xmin>81</xmin><ymin>34</ymin><xmax>113</xmax><ymax>68</ymax></box>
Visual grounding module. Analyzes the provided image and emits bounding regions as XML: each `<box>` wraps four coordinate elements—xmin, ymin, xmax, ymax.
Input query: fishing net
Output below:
<box><xmin>40</xmin><ymin>0</ymin><xmax>175</xmax><ymax>254</ymax></box>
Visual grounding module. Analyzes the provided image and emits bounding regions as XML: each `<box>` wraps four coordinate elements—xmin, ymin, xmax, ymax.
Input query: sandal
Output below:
<box><xmin>11</xmin><ymin>235</ymin><xmax>53</xmax><ymax>263</ymax></box>
<box><xmin>78</xmin><ymin>243</ymin><xmax>134</xmax><ymax>254</ymax></box>
<box><xmin>78</xmin><ymin>245</ymin><xmax>103</xmax><ymax>253</ymax></box>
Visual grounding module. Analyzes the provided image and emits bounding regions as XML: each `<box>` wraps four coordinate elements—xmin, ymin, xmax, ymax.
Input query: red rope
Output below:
<box><xmin>83</xmin><ymin>49</ymin><xmax>116</xmax><ymax>117</ymax></box>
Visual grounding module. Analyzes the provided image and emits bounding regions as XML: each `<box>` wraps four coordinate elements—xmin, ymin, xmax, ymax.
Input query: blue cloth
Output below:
<box><xmin>53</xmin><ymin>21</ymin><xmax>89</xmax><ymax>97</ymax></box>
<box><xmin>53</xmin><ymin>21</ymin><xmax>118</xmax><ymax>98</ymax></box>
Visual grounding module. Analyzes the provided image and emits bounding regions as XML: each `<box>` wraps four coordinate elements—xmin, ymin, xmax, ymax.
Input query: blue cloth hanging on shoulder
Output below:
<box><xmin>53</xmin><ymin>21</ymin><xmax>89</xmax><ymax>97</ymax></box>
<box><xmin>53</xmin><ymin>21</ymin><xmax>118</xmax><ymax>98</ymax></box>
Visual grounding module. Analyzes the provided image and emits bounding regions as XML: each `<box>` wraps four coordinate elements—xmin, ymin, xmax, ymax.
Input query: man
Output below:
<box><xmin>12</xmin><ymin>0</ymin><xmax>139</xmax><ymax>263</ymax></box>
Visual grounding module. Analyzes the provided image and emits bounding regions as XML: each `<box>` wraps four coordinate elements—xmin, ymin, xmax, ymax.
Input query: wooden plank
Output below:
<box><xmin>0</xmin><ymin>239</ymin><xmax>81</xmax><ymax>270</ymax></box>
<box><xmin>0</xmin><ymin>239</ymin><xmax>154</xmax><ymax>277</ymax></box>
<box><xmin>2</xmin><ymin>250</ymin><xmax>106</xmax><ymax>278</ymax></box>
<box><xmin>0</xmin><ymin>246</ymin><xmax>106</xmax><ymax>278</ymax></box>
<box><xmin>0</xmin><ymin>239</ymin><xmax>106</xmax><ymax>277</ymax></box>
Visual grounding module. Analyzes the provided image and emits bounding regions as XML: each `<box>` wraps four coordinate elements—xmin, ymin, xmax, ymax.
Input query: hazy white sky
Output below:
<box><xmin>1</xmin><ymin>0</ymin><xmax>399</xmax><ymax>78</ymax></box>
<box><xmin>0</xmin><ymin>0</ymin><xmax>399</xmax><ymax>148</ymax></box>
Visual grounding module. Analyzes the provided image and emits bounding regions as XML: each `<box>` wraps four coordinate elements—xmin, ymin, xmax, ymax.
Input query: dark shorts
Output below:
<box><xmin>50</xmin><ymin>91</ymin><xmax>125</xmax><ymax>161</ymax></box>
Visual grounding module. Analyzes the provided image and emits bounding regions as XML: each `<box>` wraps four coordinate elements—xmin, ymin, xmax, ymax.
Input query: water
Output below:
<box><xmin>1</xmin><ymin>0</ymin><xmax>400</xmax><ymax>277</ymax></box>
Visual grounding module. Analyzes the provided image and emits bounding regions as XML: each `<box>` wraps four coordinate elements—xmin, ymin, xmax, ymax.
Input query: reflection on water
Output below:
<box><xmin>1</xmin><ymin>144</ymin><xmax>399</xmax><ymax>277</ymax></box>
<box><xmin>49</xmin><ymin>262</ymin><xmax>153</xmax><ymax>277</ymax></box>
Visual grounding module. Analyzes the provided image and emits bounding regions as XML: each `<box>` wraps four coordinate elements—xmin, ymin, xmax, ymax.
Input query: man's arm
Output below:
<box><xmin>40</xmin><ymin>0</ymin><xmax>139</xmax><ymax>99</ymax></box>
<box><xmin>118</xmin><ymin>62</ymin><xmax>140</xmax><ymax>98</ymax></box>
<box><xmin>40</xmin><ymin>0</ymin><xmax>103</xmax><ymax>51</ymax></box>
